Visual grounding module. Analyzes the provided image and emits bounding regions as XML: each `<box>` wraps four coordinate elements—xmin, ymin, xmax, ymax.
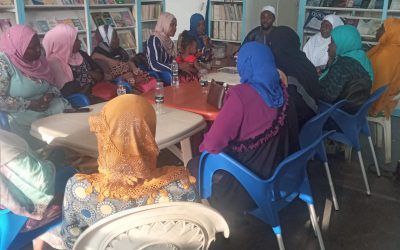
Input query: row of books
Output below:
<box><xmin>307</xmin><ymin>0</ymin><xmax>400</xmax><ymax>9</ymax></box>
<box><xmin>212</xmin><ymin>21</ymin><xmax>241</xmax><ymax>41</ymax></box>
<box><xmin>212</xmin><ymin>3</ymin><xmax>242</xmax><ymax>21</ymax></box>
<box><xmin>32</xmin><ymin>17</ymin><xmax>84</xmax><ymax>33</ymax></box>
<box><xmin>304</xmin><ymin>10</ymin><xmax>382</xmax><ymax>36</ymax></box>
<box><xmin>90</xmin><ymin>0</ymin><xmax>133</xmax><ymax>4</ymax></box>
<box><xmin>25</xmin><ymin>0</ymin><xmax>84</xmax><ymax>5</ymax></box>
<box><xmin>141</xmin><ymin>4</ymin><xmax>162</xmax><ymax>20</ymax></box>
<box><xmin>78</xmin><ymin>30</ymin><xmax>136</xmax><ymax>52</ymax></box>
<box><xmin>0</xmin><ymin>0</ymin><xmax>13</xmax><ymax>5</ymax></box>
<box><xmin>91</xmin><ymin>11</ymin><xmax>135</xmax><ymax>28</ymax></box>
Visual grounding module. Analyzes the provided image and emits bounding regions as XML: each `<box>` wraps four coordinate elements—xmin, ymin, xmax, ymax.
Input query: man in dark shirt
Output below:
<box><xmin>242</xmin><ymin>5</ymin><xmax>276</xmax><ymax>46</ymax></box>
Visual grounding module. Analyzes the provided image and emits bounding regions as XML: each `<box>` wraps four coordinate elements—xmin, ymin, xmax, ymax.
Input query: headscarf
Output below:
<box><xmin>189</xmin><ymin>13</ymin><xmax>205</xmax><ymax>50</ymax></box>
<box><xmin>94</xmin><ymin>25</ymin><xmax>129</xmax><ymax>62</ymax></box>
<box><xmin>330</xmin><ymin>25</ymin><xmax>374</xmax><ymax>80</ymax></box>
<box><xmin>368</xmin><ymin>18</ymin><xmax>400</xmax><ymax>117</ymax></box>
<box><xmin>269</xmin><ymin>26</ymin><xmax>320</xmax><ymax>101</ymax></box>
<box><xmin>153</xmin><ymin>12</ymin><xmax>177</xmax><ymax>57</ymax></box>
<box><xmin>237</xmin><ymin>42</ymin><xmax>284</xmax><ymax>108</ymax></box>
<box><xmin>0</xmin><ymin>25</ymin><xmax>53</xmax><ymax>83</ymax></box>
<box><xmin>42</xmin><ymin>24</ymin><xmax>83</xmax><ymax>88</ymax></box>
<box><xmin>303</xmin><ymin>14</ymin><xmax>344</xmax><ymax>67</ymax></box>
<box><xmin>75</xmin><ymin>94</ymin><xmax>194</xmax><ymax>201</ymax></box>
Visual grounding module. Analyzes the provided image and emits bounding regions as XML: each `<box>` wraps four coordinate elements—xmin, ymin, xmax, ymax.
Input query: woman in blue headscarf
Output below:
<box><xmin>188</xmin><ymin>42</ymin><xmax>297</xmax><ymax>212</ymax></box>
<box><xmin>187</xmin><ymin>13</ymin><xmax>212</xmax><ymax>62</ymax></box>
<box><xmin>319</xmin><ymin>25</ymin><xmax>373</xmax><ymax>113</ymax></box>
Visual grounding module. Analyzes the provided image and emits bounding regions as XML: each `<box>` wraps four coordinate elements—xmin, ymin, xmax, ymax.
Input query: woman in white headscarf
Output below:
<box><xmin>303</xmin><ymin>14</ymin><xmax>344</xmax><ymax>73</ymax></box>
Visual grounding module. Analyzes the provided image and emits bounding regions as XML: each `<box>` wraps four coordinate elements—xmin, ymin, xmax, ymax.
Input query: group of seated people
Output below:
<box><xmin>1</xmin><ymin>6</ymin><xmax>400</xmax><ymax>250</ymax></box>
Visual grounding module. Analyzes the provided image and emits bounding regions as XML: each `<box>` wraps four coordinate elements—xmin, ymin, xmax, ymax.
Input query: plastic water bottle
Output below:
<box><xmin>117</xmin><ymin>78</ymin><xmax>126</xmax><ymax>95</ymax></box>
<box><xmin>171</xmin><ymin>59</ymin><xmax>179</xmax><ymax>87</ymax></box>
<box><xmin>155</xmin><ymin>81</ymin><xmax>164</xmax><ymax>114</ymax></box>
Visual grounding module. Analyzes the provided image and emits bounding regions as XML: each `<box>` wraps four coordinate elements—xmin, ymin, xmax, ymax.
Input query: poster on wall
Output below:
<box><xmin>165</xmin><ymin>0</ymin><xmax>208</xmax><ymax>41</ymax></box>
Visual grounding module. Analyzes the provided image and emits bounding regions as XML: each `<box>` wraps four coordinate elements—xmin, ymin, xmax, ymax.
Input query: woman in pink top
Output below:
<box><xmin>189</xmin><ymin>42</ymin><xmax>298</xmax><ymax>212</ymax></box>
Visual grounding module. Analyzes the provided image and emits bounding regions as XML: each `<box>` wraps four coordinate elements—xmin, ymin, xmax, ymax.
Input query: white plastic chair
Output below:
<box><xmin>368</xmin><ymin>115</ymin><xmax>391</xmax><ymax>164</ymax></box>
<box><xmin>73</xmin><ymin>202</ymin><xmax>230</xmax><ymax>250</ymax></box>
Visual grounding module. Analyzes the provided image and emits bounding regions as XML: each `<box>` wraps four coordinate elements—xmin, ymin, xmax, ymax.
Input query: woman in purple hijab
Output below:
<box><xmin>189</xmin><ymin>42</ymin><xmax>298</xmax><ymax>212</ymax></box>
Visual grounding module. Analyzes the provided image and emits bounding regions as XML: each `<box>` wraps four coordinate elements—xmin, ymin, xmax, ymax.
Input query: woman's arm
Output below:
<box><xmin>146</xmin><ymin>36</ymin><xmax>172</xmax><ymax>72</ymax></box>
<box><xmin>199</xmin><ymin>88</ymin><xmax>243</xmax><ymax>153</ymax></box>
<box><xmin>319</xmin><ymin>60</ymin><xmax>349</xmax><ymax>103</ymax></box>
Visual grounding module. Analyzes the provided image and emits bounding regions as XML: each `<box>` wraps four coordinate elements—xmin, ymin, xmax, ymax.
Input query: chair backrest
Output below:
<box><xmin>268</xmin><ymin>131</ymin><xmax>334</xmax><ymax>202</ymax></box>
<box><xmin>73</xmin><ymin>202</ymin><xmax>230</xmax><ymax>250</ymax></box>
<box><xmin>66</xmin><ymin>93</ymin><xmax>91</xmax><ymax>108</ymax></box>
<box><xmin>0</xmin><ymin>111</ymin><xmax>10</xmax><ymax>130</ymax></box>
<box><xmin>354</xmin><ymin>85</ymin><xmax>387</xmax><ymax>128</ymax></box>
<box><xmin>299</xmin><ymin>100</ymin><xmax>346</xmax><ymax>149</ymax></box>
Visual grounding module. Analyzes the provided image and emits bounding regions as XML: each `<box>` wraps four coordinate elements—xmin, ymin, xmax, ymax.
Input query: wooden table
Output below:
<box><xmin>30</xmin><ymin>103</ymin><xmax>206</xmax><ymax>165</ymax></box>
<box><xmin>142</xmin><ymin>83</ymin><xmax>220</xmax><ymax>121</ymax></box>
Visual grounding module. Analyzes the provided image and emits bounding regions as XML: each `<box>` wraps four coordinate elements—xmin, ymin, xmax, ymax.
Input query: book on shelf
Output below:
<box><xmin>142</xmin><ymin>4</ymin><xmax>162</xmax><ymax>20</ymax></box>
<box><xmin>225</xmin><ymin>22</ymin><xmax>232</xmax><ymax>41</ymax></box>
<box><xmin>110</xmin><ymin>12</ymin><xmax>124</xmax><ymax>27</ymax></box>
<box><xmin>219</xmin><ymin>21</ymin><xmax>225</xmax><ymax>40</ymax></box>
<box><xmin>120</xmin><ymin>10</ymin><xmax>135</xmax><ymax>26</ymax></box>
<box><xmin>0</xmin><ymin>19</ymin><xmax>12</xmax><ymax>33</ymax></box>
<box><xmin>319</xmin><ymin>0</ymin><xmax>334</xmax><ymax>7</ymax></box>
<box><xmin>117</xmin><ymin>30</ymin><xmax>136</xmax><ymax>49</ymax></box>
<box><xmin>213</xmin><ymin>21</ymin><xmax>219</xmax><ymax>39</ymax></box>
<box><xmin>0</xmin><ymin>0</ymin><xmax>13</xmax><ymax>5</ymax></box>
<box><xmin>304</xmin><ymin>10</ymin><xmax>332</xmax><ymax>31</ymax></box>
<box><xmin>357</xmin><ymin>19</ymin><xmax>382</xmax><ymax>36</ymax></box>
<box><xmin>26</xmin><ymin>0</ymin><xmax>84</xmax><ymax>4</ymax></box>
<box><xmin>212</xmin><ymin>3</ymin><xmax>242</xmax><ymax>20</ymax></box>
<box><xmin>34</xmin><ymin>18</ymin><xmax>83</xmax><ymax>33</ymax></box>
<box><xmin>391</xmin><ymin>0</ymin><xmax>400</xmax><ymax>9</ymax></box>
<box><xmin>231</xmin><ymin>22</ymin><xmax>238</xmax><ymax>41</ymax></box>
<box><xmin>102</xmin><ymin>12</ymin><xmax>116</xmax><ymax>26</ymax></box>
<box><xmin>142</xmin><ymin>28</ymin><xmax>152</xmax><ymax>42</ymax></box>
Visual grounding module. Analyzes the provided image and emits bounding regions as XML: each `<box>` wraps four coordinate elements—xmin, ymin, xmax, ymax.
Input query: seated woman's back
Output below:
<box><xmin>60</xmin><ymin>95</ymin><xmax>197</xmax><ymax>249</ymax></box>
<box><xmin>197</xmin><ymin>42</ymin><xmax>296</xmax><ymax>212</ymax></box>
<box><xmin>319</xmin><ymin>25</ymin><xmax>373</xmax><ymax>113</ymax></box>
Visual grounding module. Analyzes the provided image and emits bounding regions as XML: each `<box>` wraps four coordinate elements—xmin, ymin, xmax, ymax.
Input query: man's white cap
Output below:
<box><xmin>262</xmin><ymin>5</ymin><xmax>275</xmax><ymax>16</ymax></box>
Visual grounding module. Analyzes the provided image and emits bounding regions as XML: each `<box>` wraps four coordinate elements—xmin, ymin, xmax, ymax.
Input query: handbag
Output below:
<box><xmin>207</xmin><ymin>81</ymin><xmax>228</xmax><ymax>109</ymax></box>
<box><xmin>91</xmin><ymin>81</ymin><xmax>118</xmax><ymax>101</ymax></box>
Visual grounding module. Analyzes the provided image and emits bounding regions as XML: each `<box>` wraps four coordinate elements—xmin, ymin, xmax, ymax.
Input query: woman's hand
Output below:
<box><xmin>29</xmin><ymin>94</ymin><xmax>54</xmax><ymax>111</ymax></box>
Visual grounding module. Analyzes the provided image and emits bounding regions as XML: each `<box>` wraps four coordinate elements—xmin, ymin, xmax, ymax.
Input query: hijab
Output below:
<box><xmin>330</xmin><ymin>25</ymin><xmax>374</xmax><ymax>80</ymax></box>
<box><xmin>94</xmin><ymin>25</ymin><xmax>129</xmax><ymax>62</ymax></box>
<box><xmin>237</xmin><ymin>42</ymin><xmax>284</xmax><ymax>108</ymax></box>
<box><xmin>368</xmin><ymin>18</ymin><xmax>400</xmax><ymax>117</ymax></box>
<box><xmin>303</xmin><ymin>14</ymin><xmax>344</xmax><ymax>67</ymax></box>
<box><xmin>0</xmin><ymin>25</ymin><xmax>53</xmax><ymax>83</ymax></box>
<box><xmin>269</xmin><ymin>26</ymin><xmax>320</xmax><ymax>101</ymax></box>
<box><xmin>153</xmin><ymin>12</ymin><xmax>177</xmax><ymax>57</ymax></box>
<box><xmin>75</xmin><ymin>94</ymin><xmax>194</xmax><ymax>201</ymax></box>
<box><xmin>42</xmin><ymin>24</ymin><xmax>83</xmax><ymax>88</ymax></box>
<box><xmin>189</xmin><ymin>13</ymin><xmax>205</xmax><ymax>50</ymax></box>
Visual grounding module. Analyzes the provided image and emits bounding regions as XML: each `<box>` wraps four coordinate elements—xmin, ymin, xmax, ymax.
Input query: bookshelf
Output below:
<box><xmin>297</xmin><ymin>0</ymin><xmax>397</xmax><ymax>48</ymax></box>
<box><xmin>0</xmin><ymin>0</ymin><xmax>17</xmax><ymax>34</ymax></box>
<box><xmin>136</xmin><ymin>0</ymin><xmax>164</xmax><ymax>51</ymax></box>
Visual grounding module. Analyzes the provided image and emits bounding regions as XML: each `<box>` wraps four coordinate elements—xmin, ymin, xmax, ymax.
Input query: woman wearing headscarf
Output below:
<box><xmin>319</xmin><ymin>25</ymin><xmax>373</xmax><ymax>114</ymax></box>
<box><xmin>43</xmin><ymin>24</ymin><xmax>107</xmax><ymax>103</ymax></box>
<box><xmin>269</xmin><ymin>26</ymin><xmax>320</xmax><ymax>129</ymax></box>
<box><xmin>0</xmin><ymin>25</ymin><xmax>70</xmax><ymax>147</ymax></box>
<box><xmin>368</xmin><ymin>18</ymin><xmax>400</xmax><ymax>118</ymax></box>
<box><xmin>92</xmin><ymin>25</ymin><xmax>157</xmax><ymax>93</ymax></box>
<box><xmin>59</xmin><ymin>95</ymin><xmax>197</xmax><ymax>248</ymax></box>
<box><xmin>188</xmin><ymin>13</ymin><xmax>212</xmax><ymax>63</ymax></box>
<box><xmin>0</xmin><ymin>129</ymin><xmax>76</xmax><ymax>249</ymax></box>
<box><xmin>189</xmin><ymin>42</ymin><xmax>294</xmax><ymax>212</ymax></box>
<box><xmin>145</xmin><ymin>12</ymin><xmax>177</xmax><ymax>84</ymax></box>
<box><xmin>303</xmin><ymin>14</ymin><xmax>344</xmax><ymax>73</ymax></box>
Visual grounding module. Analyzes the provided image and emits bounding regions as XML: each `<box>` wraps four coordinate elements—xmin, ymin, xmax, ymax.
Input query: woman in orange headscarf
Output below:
<box><xmin>56</xmin><ymin>94</ymin><xmax>197</xmax><ymax>249</ymax></box>
<box><xmin>368</xmin><ymin>18</ymin><xmax>400</xmax><ymax>118</ymax></box>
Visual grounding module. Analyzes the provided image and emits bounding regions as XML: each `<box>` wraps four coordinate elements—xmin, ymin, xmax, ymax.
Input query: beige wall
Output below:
<box><xmin>276</xmin><ymin>0</ymin><xmax>299</xmax><ymax>30</ymax></box>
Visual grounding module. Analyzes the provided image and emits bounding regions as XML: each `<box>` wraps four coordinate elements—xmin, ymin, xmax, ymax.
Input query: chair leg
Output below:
<box><xmin>357</xmin><ymin>151</ymin><xmax>371</xmax><ymax>195</ymax></box>
<box><xmin>275</xmin><ymin>233</ymin><xmax>285</xmax><ymax>250</ymax></box>
<box><xmin>368</xmin><ymin>136</ymin><xmax>381</xmax><ymax>177</ymax></box>
<box><xmin>307</xmin><ymin>204</ymin><xmax>325</xmax><ymax>250</ymax></box>
<box><xmin>324</xmin><ymin>162</ymin><xmax>339</xmax><ymax>211</ymax></box>
<box><xmin>377</xmin><ymin>123</ymin><xmax>383</xmax><ymax>148</ymax></box>
<box><xmin>384</xmin><ymin>118</ymin><xmax>392</xmax><ymax>164</ymax></box>
<box><xmin>344</xmin><ymin>146</ymin><xmax>352</xmax><ymax>162</ymax></box>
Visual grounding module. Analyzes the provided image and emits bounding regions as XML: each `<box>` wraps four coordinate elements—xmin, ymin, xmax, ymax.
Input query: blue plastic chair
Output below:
<box><xmin>199</xmin><ymin>131</ymin><xmax>335</xmax><ymax>250</ymax></box>
<box><xmin>112</xmin><ymin>77</ymin><xmax>133</xmax><ymax>93</ymax></box>
<box><xmin>0</xmin><ymin>111</ymin><xmax>10</xmax><ymax>130</ymax></box>
<box><xmin>66</xmin><ymin>93</ymin><xmax>91</xmax><ymax>108</ymax></box>
<box><xmin>0</xmin><ymin>209</ymin><xmax>61</xmax><ymax>250</ymax></box>
<box><xmin>299</xmin><ymin>100</ymin><xmax>346</xmax><ymax>211</ymax></box>
<box><xmin>319</xmin><ymin>85</ymin><xmax>388</xmax><ymax>195</ymax></box>
<box><xmin>157</xmin><ymin>71</ymin><xmax>172</xmax><ymax>85</ymax></box>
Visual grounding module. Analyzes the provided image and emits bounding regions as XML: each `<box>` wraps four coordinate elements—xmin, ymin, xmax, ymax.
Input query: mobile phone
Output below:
<box><xmin>63</xmin><ymin>108</ymin><xmax>92</xmax><ymax>113</ymax></box>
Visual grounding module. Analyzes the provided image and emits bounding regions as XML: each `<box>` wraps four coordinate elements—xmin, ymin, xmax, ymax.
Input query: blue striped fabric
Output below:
<box><xmin>145</xmin><ymin>35</ymin><xmax>174</xmax><ymax>73</ymax></box>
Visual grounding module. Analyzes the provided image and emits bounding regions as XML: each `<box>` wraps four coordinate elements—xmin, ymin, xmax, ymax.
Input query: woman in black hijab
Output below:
<box><xmin>268</xmin><ymin>26</ymin><xmax>320</xmax><ymax>129</ymax></box>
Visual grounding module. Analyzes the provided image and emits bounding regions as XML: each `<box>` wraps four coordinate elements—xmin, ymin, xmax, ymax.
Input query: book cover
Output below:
<box><xmin>225</xmin><ymin>22</ymin><xmax>232</xmax><ymax>40</ymax></box>
<box><xmin>360</xmin><ymin>0</ymin><xmax>371</xmax><ymax>8</ymax></box>
<box><xmin>36</xmin><ymin>20</ymin><xmax>49</xmax><ymax>32</ymax></box>
<box><xmin>306</xmin><ymin>0</ymin><xmax>321</xmax><ymax>6</ymax></box>
<box><xmin>91</xmin><ymin>12</ymin><xmax>105</xmax><ymax>26</ymax></box>
<box><xmin>357</xmin><ymin>19</ymin><xmax>382</xmax><ymax>36</ymax></box>
<box><xmin>117</xmin><ymin>31</ymin><xmax>135</xmax><ymax>49</ymax></box>
<box><xmin>352</xmin><ymin>0</ymin><xmax>363</xmax><ymax>7</ymax></box>
<box><xmin>102</xmin><ymin>12</ymin><xmax>116</xmax><ymax>27</ymax></box>
<box><xmin>219</xmin><ymin>21</ymin><xmax>225</xmax><ymax>40</ymax></box>
<box><xmin>120</xmin><ymin>11</ymin><xmax>135</xmax><ymax>26</ymax></box>
<box><xmin>31</xmin><ymin>0</ymin><xmax>44</xmax><ymax>5</ymax></box>
<box><xmin>71</xmin><ymin>18</ymin><xmax>84</xmax><ymax>30</ymax></box>
<box><xmin>304</xmin><ymin>10</ymin><xmax>331</xmax><ymax>31</ymax></box>
<box><xmin>213</xmin><ymin>21</ymin><xmax>219</xmax><ymax>39</ymax></box>
<box><xmin>0</xmin><ymin>19</ymin><xmax>12</xmax><ymax>32</ymax></box>
<box><xmin>47</xmin><ymin>19</ymin><xmax>58</xmax><ymax>29</ymax></box>
<box><xmin>231</xmin><ymin>22</ymin><xmax>238</xmax><ymax>41</ymax></box>
<box><xmin>115</xmin><ymin>0</ymin><xmax>124</xmax><ymax>3</ymax></box>
<box><xmin>107</xmin><ymin>0</ymin><xmax>115</xmax><ymax>4</ymax></box>
<box><xmin>213</xmin><ymin>5</ymin><xmax>220</xmax><ymax>20</ymax></box>
<box><xmin>110</xmin><ymin>12</ymin><xmax>124</xmax><ymax>27</ymax></box>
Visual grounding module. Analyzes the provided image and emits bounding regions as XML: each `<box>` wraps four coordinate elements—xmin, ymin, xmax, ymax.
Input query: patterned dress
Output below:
<box><xmin>58</xmin><ymin>176</ymin><xmax>197</xmax><ymax>249</ymax></box>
